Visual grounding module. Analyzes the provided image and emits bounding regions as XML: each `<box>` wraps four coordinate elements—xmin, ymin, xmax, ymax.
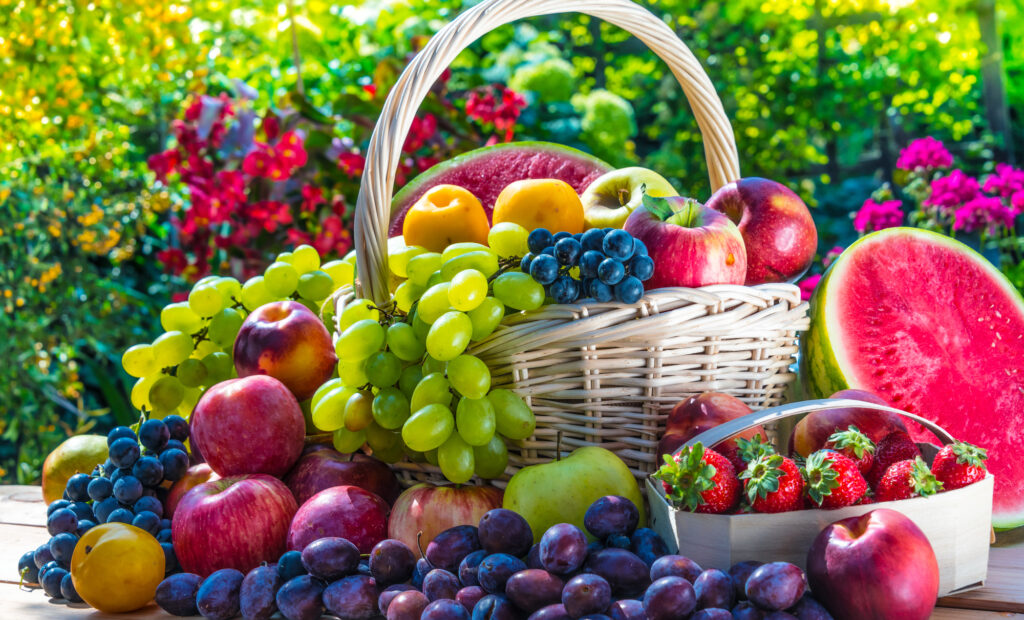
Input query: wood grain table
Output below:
<box><xmin>1</xmin><ymin>485</ymin><xmax>1021</xmax><ymax>619</ymax></box>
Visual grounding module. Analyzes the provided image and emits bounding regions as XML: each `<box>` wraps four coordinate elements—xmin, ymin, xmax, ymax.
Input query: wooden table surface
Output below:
<box><xmin>1</xmin><ymin>485</ymin><xmax>1021</xmax><ymax>619</ymax></box>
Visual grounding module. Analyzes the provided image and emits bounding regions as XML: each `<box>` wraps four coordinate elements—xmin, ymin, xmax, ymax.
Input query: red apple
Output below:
<box><xmin>657</xmin><ymin>393</ymin><xmax>766</xmax><ymax>467</ymax></box>
<box><xmin>172</xmin><ymin>474</ymin><xmax>298</xmax><ymax>577</ymax></box>
<box><xmin>791</xmin><ymin>389</ymin><xmax>908</xmax><ymax>457</ymax></box>
<box><xmin>623</xmin><ymin>195</ymin><xmax>746</xmax><ymax>289</ymax></box>
<box><xmin>165</xmin><ymin>463</ymin><xmax>221</xmax><ymax>519</ymax></box>
<box><xmin>233</xmin><ymin>300</ymin><xmax>337</xmax><ymax>401</ymax></box>
<box><xmin>284</xmin><ymin>447</ymin><xmax>401</xmax><ymax>506</ymax></box>
<box><xmin>388</xmin><ymin>483</ymin><xmax>503</xmax><ymax>553</ymax></box>
<box><xmin>190</xmin><ymin>375</ymin><xmax>305</xmax><ymax>477</ymax></box>
<box><xmin>807</xmin><ymin>508</ymin><xmax>938</xmax><ymax>620</ymax></box>
<box><xmin>705</xmin><ymin>177</ymin><xmax>817</xmax><ymax>285</ymax></box>
<box><xmin>287</xmin><ymin>485</ymin><xmax>389</xmax><ymax>553</ymax></box>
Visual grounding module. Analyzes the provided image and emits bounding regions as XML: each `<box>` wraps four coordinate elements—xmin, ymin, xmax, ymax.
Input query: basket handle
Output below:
<box><xmin>353</xmin><ymin>0</ymin><xmax>742</xmax><ymax>303</ymax></box>
<box><xmin>680</xmin><ymin>398</ymin><xmax>958</xmax><ymax>454</ymax></box>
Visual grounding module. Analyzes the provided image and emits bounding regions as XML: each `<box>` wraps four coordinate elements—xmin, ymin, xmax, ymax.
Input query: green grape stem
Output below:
<box><xmin>489</xmin><ymin>256</ymin><xmax>523</xmax><ymax>284</ymax></box>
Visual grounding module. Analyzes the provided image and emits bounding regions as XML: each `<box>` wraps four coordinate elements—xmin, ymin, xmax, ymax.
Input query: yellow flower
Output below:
<box><xmin>47</xmin><ymin>223</ymin><xmax>60</xmax><ymax>237</ymax></box>
<box><xmin>15</xmin><ymin>297</ymin><xmax>24</xmax><ymax>307</ymax></box>
<box><xmin>3</xmin><ymin>290</ymin><xmax>10</xmax><ymax>298</ymax></box>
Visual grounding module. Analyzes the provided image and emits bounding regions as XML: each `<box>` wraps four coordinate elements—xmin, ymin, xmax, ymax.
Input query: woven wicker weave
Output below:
<box><xmin>337</xmin><ymin>0</ymin><xmax>810</xmax><ymax>485</ymax></box>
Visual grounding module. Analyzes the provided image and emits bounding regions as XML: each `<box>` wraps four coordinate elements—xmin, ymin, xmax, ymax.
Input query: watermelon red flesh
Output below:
<box><xmin>802</xmin><ymin>227</ymin><xmax>1024</xmax><ymax>529</ymax></box>
<box><xmin>388</xmin><ymin>141</ymin><xmax>612</xmax><ymax>237</ymax></box>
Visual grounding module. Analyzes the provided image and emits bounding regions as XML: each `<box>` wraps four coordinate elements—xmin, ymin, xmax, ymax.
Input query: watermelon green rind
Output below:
<box><xmin>801</xmin><ymin>227</ymin><xmax>1024</xmax><ymax>530</ymax></box>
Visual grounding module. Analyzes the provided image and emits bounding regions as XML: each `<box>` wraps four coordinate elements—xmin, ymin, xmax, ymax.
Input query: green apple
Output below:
<box><xmin>503</xmin><ymin>446</ymin><xmax>645</xmax><ymax>542</ymax></box>
<box><xmin>41</xmin><ymin>434</ymin><xmax>108</xmax><ymax>504</ymax></box>
<box><xmin>582</xmin><ymin>167</ymin><xmax>679</xmax><ymax>230</ymax></box>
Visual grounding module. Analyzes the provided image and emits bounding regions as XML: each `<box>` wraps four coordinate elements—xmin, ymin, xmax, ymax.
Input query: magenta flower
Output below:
<box><xmin>823</xmin><ymin>246</ymin><xmax>844</xmax><ymax>268</ymax></box>
<box><xmin>923</xmin><ymin>169</ymin><xmax>980</xmax><ymax>216</ymax></box>
<box><xmin>896</xmin><ymin>137</ymin><xmax>953</xmax><ymax>171</ymax></box>
<box><xmin>1012</xmin><ymin>191</ymin><xmax>1024</xmax><ymax>215</ymax></box>
<box><xmin>853</xmin><ymin>199</ymin><xmax>904</xmax><ymax>233</ymax></box>
<box><xmin>953</xmin><ymin>196</ymin><xmax>1016</xmax><ymax>235</ymax></box>
<box><xmin>983</xmin><ymin>164</ymin><xmax>1024</xmax><ymax>199</ymax></box>
<box><xmin>798</xmin><ymin>274</ymin><xmax>822</xmax><ymax>301</ymax></box>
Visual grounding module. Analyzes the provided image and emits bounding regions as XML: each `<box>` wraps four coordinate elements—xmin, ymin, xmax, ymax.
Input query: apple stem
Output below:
<box><xmin>416</xmin><ymin>530</ymin><xmax>432</xmax><ymax>567</ymax></box>
<box><xmin>617</xmin><ymin>187</ymin><xmax>631</xmax><ymax>207</ymax></box>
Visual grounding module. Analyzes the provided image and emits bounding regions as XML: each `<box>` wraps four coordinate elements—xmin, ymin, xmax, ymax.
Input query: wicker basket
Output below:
<box><xmin>336</xmin><ymin>0</ymin><xmax>810</xmax><ymax>486</ymax></box>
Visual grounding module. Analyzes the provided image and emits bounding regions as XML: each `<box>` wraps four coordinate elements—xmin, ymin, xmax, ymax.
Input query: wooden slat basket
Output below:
<box><xmin>334</xmin><ymin>0</ymin><xmax>810</xmax><ymax>486</ymax></box>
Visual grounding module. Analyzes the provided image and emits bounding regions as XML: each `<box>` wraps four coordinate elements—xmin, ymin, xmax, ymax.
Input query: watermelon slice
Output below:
<box><xmin>801</xmin><ymin>227</ymin><xmax>1024</xmax><ymax>530</ymax></box>
<box><xmin>389</xmin><ymin>141</ymin><xmax>612</xmax><ymax>236</ymax></box>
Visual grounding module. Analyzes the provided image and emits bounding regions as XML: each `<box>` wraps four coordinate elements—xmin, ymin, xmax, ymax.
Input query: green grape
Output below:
<box><xmin>487</xmin><ymin>222</ymin><xmax>530</xmax><ymax>259</ymax></box>
<box><xmin>333</xmin><ymin>427</ymin><xmax>366</xmax><ymax>453</ymax></box>
<box><xmin>297</xmin><ymin>270</ymin><xmax>335</xmax><ymax>301</ymax></box>
<box><xmin>442</xmin><ymin>242</ymin><xmax>491</xmax><ymax>263</ymax></box>
<box><xmin>487</xmin><ymin>389</ymin><xmax>537</xmax><ymax>440</ymax></box>
<box><xmin>448</xmin><ymin>269</ymin><xmax>487</xmax><ymax>312</ymax></box>
<box><xmin>422</xmin><ymin>355</ymin><xmax>446</xmax><ymax>375</ymax></box>
<box><xmin>404</xmin><ymin>447</ymin><xmax>428</xmax><ymax>463</ymax></box>
<box><xmin>398</xmin><ymin>365</ymin><xmax>423</xmax><ymax>399</ymax></box>
<box><xmin>365</xmin><ymin>423</ymin><xmax>404</xmax><ymax>463</ymax></box>
<box><xmin>402</xmin><ymin>403</ymin><xmax>455</xmax><ymax>452</ymax></box>
<box><xmin>161</xmin><ymin>302</ymin><xmax>203</xmax><ymax>334</ymax></box>
<box><xmin>387</xmin><ymin>323</ymin><xmax>426</xmax><ymax>361</ymax></box>
<box><xmin>338</xmin><ymin>298</ymin><xmax>380</xmax><ymax>331</ymax></box>
<box><xmin>313</xmin><ymin>385</ymin><xmax>358</xmax><ymax>432</ymax></box>
<box><xmin>152</xmin><ymin>331</ymin><xmax>194</xmax><ymax>367</ymax></box>
<box><xmin>196</xmin><ymin>275</ymin><xmax>220</xmax><ymax>286</ymax></box>
<box><xmin>265</xmin><ymin>261</ymin><xmax>299</xmax><ymax>297</ymax></box>
<box><xmin>291</xmin><ymin>244</ymin><xmax>321</xmax><ymax>274</ymax></box>
<box><xmin>176</xmin><ymin>358</ymin><xmax>208</xmax><ymax>388</ymax></box>
<box><xmin>209</xmin><ymin>308</ymin><xmax>245</xmax><ymax>348</ymax></box>
<box><xmin>338</xmin><ymin>359</ymin><xmax>369</xmax><ymax>387</ymax></box>
<box><xmin>390</xmin><ymin>245</ymin><xmax>427</xmax><ymax>278</ymax></box>
<box><xmin>493</xmin><ymin>272</ymin><xmax>545</xmax><ymax>310</ymax></box>
<box><xmin>424</xmin><ymin>449</ymin><xmax>439</xmax><ymax>466</ymax></box>
<box><xmin>456</xmin><ymin>397</ymin><xmax>497</xmax><ymax>446</ymax></box>
<box><xmin>447</xmin><ymin>354</ymin><xmax>491</xmax><ymax>399</ymax></box>
<box><xmin>440</xmin><ymin>251</ymin><xmax>499</xmax><ymax>280</ymax></box>
<box><xmin>425</xmin><ymin>270</ymin><xmax>447</xmax><ymax>288</ymax></box>
<box><xmin>150</xmin><ymin>375</ymin><xmax>185</xmax><ymax>412</ymax></box>
<box><xmin>322</xmin><ymin>259</ymin><xmax>356</xmax><ymax>290</ymax></box>
<box><xmin>202</xmin><ymin>351</ymin><xmax>234</xmax><ymax>384</ymax></box>
<box><xmin>411</xmin><ymin>310</ymin><xmax>431</xmax><ymax>341</ymax></box>
<box><xmin>311</xmin><ymin>378</ymin><xmax>344</xmax><ymax>410</ymax></box>
<box><xmin>299</xmin><ymin>298</ymin><xmax>319</xmax><ymax>315</ymax></box>
<box><xmin>241</xmin><ymin>276</ymin><xmax>277</xmax><ymax>311</ymax></box>
<box><xmin>122</xmin><ymin>344</ymin><xmax>157</xmax><ymax>378</ymax></box>
<box><xmin>214</xmin><ymin>277</ymin><xmax>242</xmax><ymax>303</ymax></box>
<box><xmin>372</xmin><ymin>387</ymin><xmax>411</xmax><ymax>430</ymax></box>
<box><xmin>131</xmin><ymin>374</ymin><xmax>159</xmax><ymax>410</ymax></box>
<box><xmin>335</xmin><ymin>319</ymin><xmax>386</xmax><ymax>362</ymax></box>
<box><xmin>417</xmin><ymin>283</ymin><xmax>452</xmax><ymax>324</ymax></box>
<box><xmin>277</xmin><ymin>251</ymin><xmax>295</xmax><ymax>265</ymax></box>
<box><xmin>407</xmin><ymin>252</ymin><xmax>444</xmax><ymax>287</ymax></box>
<box><xmin>438</xmin><ymin>434</ymin><xmax>475</xmax><ymax>484</ymax></box>
<box><xmin>394</xmin><ymin>281</ymin><xmax>425</xmax><ymax>313</ymax></box>
<box><xmin>474</xmin><ymin>435</ymin><xmax>510</xmax><ymax>479</ymax></box>
<box><xmin>343</xmin><ymin>390</ymin><xmax>374</xmax><ymax>431</ymax></box>
<box><xmin>192</xmin><ymin>339</ymin><xmax>220</xmax><ymax>359</ymax></box>
<box><xmin>188</xmin><ymin>285</ymin><xmax>224</xmax><ymax>317</ymax></box>
<box><xmin>468</xmin><ymin>297</ymin><xmax>505</xmax><ymax>341</ymax></box>
<box><xmin>365</xmin><ymin>351</ymin><xmax>402</xmax><ymax>388</ymax></box>
<box><xmin>410</xmin><ymin>372</ymin><xmax>452</xmax><ymax>412</ymax></box>
<box><xmin>426</xmin><ymin>311</ymin><xmax>472</xmax><ymax>361</ymax></box>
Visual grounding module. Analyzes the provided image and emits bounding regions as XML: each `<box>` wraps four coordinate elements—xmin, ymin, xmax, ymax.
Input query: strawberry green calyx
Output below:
<box><xmin>951</xmin><ymin>441</ymin><xmax>988</xmax><ymax>468</ymax></box>
<box><xmin>909</xmin><ymin>456</ymin><xmax>943</xmax><ymax>497</ymax></box>
<box><xmin>653</xmin><ymin>443</ymin><xmax>717</xmax><ymax>511</ymax></box>
<box><xmin>802</xmin><ymin>451</ymin><xmax>840</xmax><ymax>504</ymax></box>
<box><xmin>739</xmin><ymin>454</ymin><xmax>784</xmax><ymax>504</ymax></box>
<box><xmin>827</xmin><ymin>425</ymin><xmax>875</xmax><ymax>458</ymax></box>
<box><xmin>734</xmin><ymin>434</ymin><xmax>776</xmax><ymax>466</ymax></box>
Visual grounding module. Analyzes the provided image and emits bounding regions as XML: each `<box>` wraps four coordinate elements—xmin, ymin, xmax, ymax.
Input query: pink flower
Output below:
<box><xmin>983</xmin><ymin>164</ymin><xmax>1024</xmax><ymax>199</ymax></box>
<box><xmin>157</xmin><ymin>248</ymin><xmax>187</xmax><ymax>274</ymax></box>
<box><xmin>799</xmin><ymin>274</ymin><xmax>822</xmax><ymax>301</ymax></box>
<box><xmin>337</xmin><ymin>152</ymin><xmax>366</xmax><ymax>177</ymax></box>
<box><xmin>404</xmin><ymin>114</ymin><xmax>438</xmax><ymax>152</ymax></box>
<box><xmin>896</xmin><ymin>137</ymin><xmax>953</xmax><ymax>171</ymax></box>
<box><xmin>853</xmin><ymin>199</ymin><xmax>904</xmax><ymax>233</ymax></box>
<box><xmin>1012</xmin><ymin>191</ymin><xmax>1024</xmax><ymax>215</ymax></box>
<box><xmin>823</xmin><ymin>246</ymin><xmax>844</xmax><ymax>268</ymax></box>
<box><xmin>147</xmin><ymin>149</ymin><xmax>180</xmax><ymax>183</ymax></box>
<box><xmin>924</xmin><ymin>169</ymin><xmax>980</xmax><ymax>216</ymax></box>
<box><xmin>314</xmin><ymin>215</ymin><xmax>352</xmax><ymax>256</ymax></box>
<box><xmin>953</xmin><ymin>196</ymin><xmax>1016</xmax><ymax>235</ymax></box>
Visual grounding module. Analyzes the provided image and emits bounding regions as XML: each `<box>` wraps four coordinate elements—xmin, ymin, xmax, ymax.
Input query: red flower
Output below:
<box><xmin>157</xmin><ymin>248</ymin><xmax>188</xmax><ymax>274</ymax></box>
<box><xmin>338</xmin><ymin>152</ymin><xmax>366</xmax><ymax>177</ymax></box>
<box><xmin>243</xmin><ymin>146</ymin><xmax>278</xmax><ymax>179</ymax></box>
<box><xmin>331</xmin><ymin>195</ymin><xmax>347</xmax><ymax>218</ymax></box>
<box><xmin>405</xmin><ymin>114</ymin><xmax>438</xmax><ymax>152</ymax></box>
<box><xmin>276</xmin><ymin>131</ymin><xmax>308</xmax><ymax>170</ymax></box>
<box><xmin>249</xmin><ymin>201</ymin><xmax>293</xmax><ymax>233</ymax></box>
<box><xmin>287</xmin><ymin>229</ymin><xmax>315</xmax><ymax>248</ymax></box>
<box><xmin>301</xmin><ymin>185</ymin><xmax>325</xmax><ymax>213</ymax></box>
<box><xmin>148</xmin><ymin>149</ymin><xmax>180</xmax><ymax>183</ymax></box>
<box><xmin>262</xmin><ymin>114</ymin><xmax>281</xmax><ymax>141</ymax></box>
<box><xmin>363</xmin><ymin>83</ymin><xmax>378</xmax><ymax>98</ymax></box>
<box><xmin>314</xmin><ymin>215</ymin><xmax>352</xmax><ymax>256</ymax></box>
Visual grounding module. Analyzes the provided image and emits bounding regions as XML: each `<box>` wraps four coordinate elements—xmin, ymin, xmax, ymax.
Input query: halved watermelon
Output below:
<box><xmin>801</xmin><ymin>227</ymin><xmax>1024</xmax><ymax>529</ymax></box>
<box><xmin>388</xmin><ymin>141</ymin><xmax>612</xmax><ymax>237</ymax></box>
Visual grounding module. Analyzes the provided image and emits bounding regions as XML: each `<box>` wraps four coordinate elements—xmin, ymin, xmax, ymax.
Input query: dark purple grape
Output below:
<box><xmin>18</xmin><ymin>550</ymin><xmax>39</xmax><ymax>584</ymax></box>
<box><xmin>423</xmin><ymin>598</ymin><xmax>472</xmax><ymax>620</ymax></box>
<box><xmin>763</xmin><ymin>613</ymin><xmax>798</xmax><ymax>620</ymax></box>
<box><xmin>539</xmin><ymin>523</ymin><xmax>587</xmax><ymax>575</ymax></box>
<box><xmin>67</xmin><ymin>501</ymin><xmax>95</xmax><ymax>522</ymax></box>
<box><xmin>47</xmin><ymin>499</ymin><xmax>71</xmax><ymax>516</ymax></box>
<box><xmin>370</xmin><ymin>539</ymin><xmax>416</xmax><ymax>586</ymax></box>
<box><xmin>164</xmin><ymin>438</ymin><xmax>188</xmax><ymax>455</ymax></box>
<box><xmin>300</xmin><ymin>536</ymin><xmax>360</xmax><ymax>580</ymax></box>
<box><xmin>161</xmin><ymin>448</ymin><xmax>190</xmax><ymax>482</ymax></box>
<box><xmin>378</xmin><ymin>584</ymin><xmax>417</xmax><ymax>615</ymax></box>
<box><xmin>583</xmin><ymin>496</ymin><xmax>639</xmax><ymax>540</ymax></box>
<box><xmin>606</xmin><ymin>535</ymin><xmax>630</xmax><ymax>549</ymax></box>
<box><xmin>276</xmin><ymin>575</ymin><xmax>325</xmax><ymax>620</ymax></box>
<box><xmin>65</xmin><ymin>473</ymin><xmax>92</xmax><ymax>502</ymax></box>
<box><xmin>48</xmin><ymin>532</ymin><xmax>78</xmax><ymax>564</ymax></box>
<box><xmin>607</xmin><ymin>599</ymin><xmax>644</xmax><ymax>620</ymax></box>
<box><xmin>584</xmin><ymin>549</ymin><xmax>650</xmax><ymax>597</ymax></box>
<box><xmin>729</xmin><ymin>561</ymin><xmax>764</xmax><ymax>601</ymax></box>
<box><xmin>76</xmin><ymin>519</ymin><xmax>96</xmax><ymax>537</ymax></box>
<box><xmin>106</xmin><ymin>507</ymin><xmax>134</xmax><ymax>524</ymax></box>
<box><xmin>109</xmin><ymin>436</ymin><xmax>141</xmax><ymax>469</ymax></box>
<box><xmin>165</xmin><ymin>415</ymin><xmax>190</xmax><ymax>441</ymax></box>
<box><xmin>239</xmin><ymin>565</ymin><xmax>280</xmax><ymax>620</ymax></box>
<box><xmin>561</xmin><ymin>574</ymin><xmax>611</xmax><ymax>618</ymax></box>
<box><xmin>359</xmin><ymin>558</ymin><xmax>372</xmax><ymax>576</ymax></box>
<box><xmin>629</xmin><ymin>528</ymin><xmax>668</xmax><ymax>567</ymax></box>
<box><xmin>156</xmin><ymin>573</ymin><xmax>202</xmax><ymax>616</ymax></box>
<box><xmin>505</xmin><ymin>569</ymin><xmax>564</xmax><ymax>613</ymax></box>
<box><xmin>108</xmin><ymin>425</ymin><xmax>138</xmax><ymax>445</ymax></box>
<box><xmin>60</xmin><ymin>571</ymin><xmax>83</xmax><ymax>603</ymax></box>
<box><xmin>744</xmin><ymin>563</ymin><xmax>806</xmax><ymax>612</ymax></box>
<box><xmin>649</xmin><ymin>554</ymin><xmax>702</xmax><ymax>583</ymax></box>
<box><xmin>427</xmin><ymin>525</ymin><xmax>482</xmax><ymax>573</ymax></box>
<box><xmin>109</xmin><ymin>467</ymin><xmax>129</xmax><ymax>484</ymax></box>
<box><xmin>197</xmin><ymin>568</ymin><xmax>245</xmax><ymax>620</ymax></box>
<box><xmin>134</xmin><ymin>494</ymin><xmax>165</xmax><ymax>517</ymax></box>
<box><xmin>459</xmin><ymin>549</ymin><xmax>487</xmax><ymax>587</ymax></box>
<box><xmin>87</xmin><ymin>476</ymin><xmax>113</xmax><ymax>501</ymax></box>
<box><xmin>424</xmin><ymin>569</ymin><xmax>461</xmax><ymax>601</ymax></box>
<box><xmin>113</xmin><ymin>475</ymin><xmax>144</xmax><ymax>504</ymax></box>
<box><xmin>38</xmin><ymin>560</ymin><xmax>58</xmax><ymax>584</ymax></box>
<box><xmin>33</xmin><ymin>543</ymin><xmax>54</xmax><ymax>569</ymax></box>
<box><xmin>530</xmin><ymin>603</ymin><xmax>572</xmax><ymax>620</ymax></box>
<box><xmin>692</xmin><ymin>609</ymin><xmax>732</xmax><ymax>620</ymax></box>
<box><xmin>586</xmin><ymin>541</ymin><xmax>604</xmax><ymax>555</ymax></box>
<box><xmin>413</xmin><ymin>557</ymin><xmax>431</xmax><ymax>588</ymax></box>
<box><xmin>471</xmin><ymin>594</ymin><xmax>518</xmax><ymax>620</ymax></box>
<box><xmin>386</xmin><ymin>589</ymin><xmax>429</xmax><ymax>620</ymax></box>
<box><xmin>643</xmin><ymin>576</ymin><xmax>696</xmax><ymax>620</ymax></box>
<box><xmin>47</xmin><ymin>507</ymin><xmax>78</xmax><ymax>536</ymax></box>
<box><xmin>479</xmin><ymin>509</ymin><xmax>533</xmax><ymax>557</ymax></box>
<box><xmin>133</xmin><ymin>455</ymin><xmax>165</xmax><ymax>487</ymax></box>
<box><xmin>277</xmin><ymin>550</ymin><xmax>308</xmax><ymax>582</ymax></box>
<box><xmin>42</xmin><ymin>566</ymin><xmax>68</xmax><ymax>598</ymax></box>
<box><xmin>323</xmin><ymin>574</ymin><xmax>380</xmax><ymax>620</ymax></box>
<box><xmin>457</xmin><ymin>586</ymin><xmax>487</xmax><ymax>613</ymax></box>
<box><xmin>694</xmin><ymin>568</ymin><xmax>734</xmax><ymax>610</ymax></box>
<box><xmin>477</xmin><ymin>553</ymin><xmax>527</xmax><ymax>594</ymax></box>
<box><xmin>158</xmin><ymin>528</ymin><xmax>173</xmax><ymax>543</ymax></box>
<box><xmin>133</xmin><ymin>510</ymin><xmax>162</xmax><ymax>535</ymax></box>
<box><xmin>526</xmin><ymin>544</ymin><xmax>542</xmax><ymax>569</ymax></box>
<box><xmin>92</xmin><ymin>496</ymin><xmax>119</xmax><ymax>523</ymax></box>
<box><xmin>140</xmin><ymin>418</ymin><xmax>171</xmax><ymax>451</ymax></box>
<box><xmin>786</xmin><ymin>595</ymin><xmax>833</xmax><ymax>620</ymax></box>
<box><xmin>732</xmin><ymin>601</ymin><xmax>765</xmax><ymax>620</ymax></box>
<box><xmin>162</xmin><ymin>541</ymin><xmax>179</xmax><ymax>573</ymax></box>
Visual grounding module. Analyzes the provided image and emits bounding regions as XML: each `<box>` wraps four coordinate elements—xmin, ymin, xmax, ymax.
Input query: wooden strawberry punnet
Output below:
<box><xmin>646</xmin><ymin>398</ymin><xmax>994</xmax><ymax>597</ymax></box>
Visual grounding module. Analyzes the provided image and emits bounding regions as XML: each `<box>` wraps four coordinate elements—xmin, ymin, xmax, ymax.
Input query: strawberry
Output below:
<box><xmin>727</xmin><ymin>434</ymin><xmax>777</xmax><ymax>473</ymax></box>
<box><xmin>739</xmin><ymin>454</ymin><xmax>804</xmax><ymax>513</ymax></box>
<box><xmin>931</xmin><ymin>441</ymin><xmax>988</xmax><ymax>491</ymax></box>
<box><xmin>867</xmin><ymin>431</ymin><xmax>920</xmax><ymax>488</ymax></box>
<box><xmin>654</xmin><ymin>443</ymin><xmax>740</xmax><ymax>514</ymax></box>
<box><xmin>824</xmin><ymin>426</ymin><xmax>875</xmax><ymax>475</ymax></box>
<box><xmin>803</xmin><ymin>450</ymin><xmax>868</xmax><ymax>509</ymax></box>
<box><xmin>875</xmin><ymin>457</ymin><xmax>943</xmax><ymax>501</ymax></box>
